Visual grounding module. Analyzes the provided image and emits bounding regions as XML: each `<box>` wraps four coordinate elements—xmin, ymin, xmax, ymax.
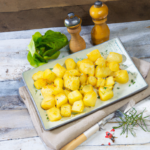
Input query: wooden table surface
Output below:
<box><xmin>1</xmin><ymin>20</ymin><xmax>150</xmax><ymax>150</ymax></box>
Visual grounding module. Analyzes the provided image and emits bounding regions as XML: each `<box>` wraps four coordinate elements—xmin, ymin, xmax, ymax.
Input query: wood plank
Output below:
<box><xmin>1</xmin><ymin>137</ymin><xmax>150</xmax><ymax>150</ymax></box>
<box><xmin>0</xmin><ymin>0</ymin><xmax>113</xmax><ymax>13</ymax></box>
<box><xmin>0</xmin><ymin>95</ymin><xmax>25</xmax><ymax>110</ymax></box>
<box><xmin>1</xmin><ymin>0</ymin><xmax>150</xmax><ymax>31</ymax></box>
<box><xmin>0</xmin><ymin>109</ymin><xmax>37</xmax><ymax>141</ymax></box>
<box><xmin>0</xmin><ymin>137</ymin><xmax>46</xmax><ymax>150</ymax></box>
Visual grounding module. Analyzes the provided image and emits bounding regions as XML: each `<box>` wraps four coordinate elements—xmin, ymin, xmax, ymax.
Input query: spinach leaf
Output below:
<box><xmin>27</xmin><ymin>30</ymin><xmax>68</xmax><ymax>67</ymax></box>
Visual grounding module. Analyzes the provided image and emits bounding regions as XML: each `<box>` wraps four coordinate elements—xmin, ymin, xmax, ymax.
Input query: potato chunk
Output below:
<box><xmin>55</xmin><ymin>93</ymin><xmax>68</xmax><ymax>108</ymax></box>
<box><xmin>43</xmin><ymin>69</ymin><xmax>56</xmax><ymax>83</ymax></box>
<box><xmin>32</xmin><ymin>71</ymin><xmax>44</xmax><ymax>81</ymax></box>
<box><xmin>34</xmin><ymin>78</ymin><xmax>47</xmax><ymax>90</ymax></box>
<box><xmin>72</xmin><ymin>100</ymin><xmax>84</xmax><ymax>113</ymax></box>
<box><xmin>41</xmin><ymin>85</ymin><xmax>54</xmax><ymax>97</ymax></box>
<box><xmin>86</xmin><ymin>49</ymin><xmax>101</xmax><ymax>62</ymax></box>
<box><xmin>95</xmin><ymin>57</ymin><xmax>106</xmax><ymax>67</ymax></box>
<box><xmin>107</xmin><ymin>52</ymin><xmax>122</xmax><ymax>63</ymax></box>
<box><xmin>96</xmin><ymin>78</ymin><xmax>105</xmax><ymax>88</ymax></box>
<box><xmin>80</xmin><ymin>84</ymin><xmax>93</xmax><ymax>95</ymax></box>
<box><xmin>83</xmin><ymin>91</ymin><xmax>97</xmax><ymax>107</ymax></box>
<box><xmin>105</xmin><ymin>76</ymin><xmax>115</xmax><ymax>86</ymax></box>
<box><xmin>66</xmin><ymin>69</ymin><xmax>80</xmax><ymax>76</ymax></box>
<box><xmin>53</xmin><ymin>63</ymin><xmax>66</xmax><ymax>78</ymax></box>
<box><xmin>47</xmin><ymin>107</ymin><xmax>61</xmax><ymax>122</ymax></box>
<box><xmin>87</xmin><ymin>76</ymin><xmax>97</xmax><ymax>86</ymax></box>
<box><xmin>80</xmin><ymin>74</ymin><xmax>87</xmax><ymax>85</ymax></box>
<box><xmin>68</xmin><ymin>90</ymin><xmax>83</xmax><ymax>105</ymax></box>
<box><xmin>65</xmin><ymin>58</ymin><xmax>76</xmax><ymax>70</ymax></box>
<box><xmin>41</xmin><ymin>95</ymin><xmax>55</xmax><ymax>110</ymax></box>
<box><xmin>61</xmin><ymin>103</ymin><xmax>72</xmax><ymax>117</ymax></box>
<box><xmin>79</xmin><ymin>59</ymin><xmax>95</xmax><ymax>76</ymax></box>
<box><xmin>95</xmin><ymin>66</ymin><xmax>112</xmax><ymax>78</ymax></box>
<box><xmin>109</xmin><ymin>61</ymin><xmax>119</xmax><ymax>72</ymax></box>
<box><xmin>99</xmin><ymin>87</ymin><xmax>113</xmax><ymax>101</ymax></box>
<box><xmin>64</xmin><ymin>76</ymin><xmax>80</xmax><ymax>91</ymax></box>
<box><xmin>114</xmin><ymin>70</ymin><xmax>129</xmax><ymax>84</ymax></box>
<box><xmin>53</xmin><ymin>87</ymin><xmax>64</xmax><ymax>96</ymax></box>
<box><xmin>64</xmin><ymin>89</ymin><xmax>71</xmax><ymax>98</ymax></box>
<box><xmin>54</xmin><ymin>78</ymin><xmax>63</xmax><ymax>88</ymax></box>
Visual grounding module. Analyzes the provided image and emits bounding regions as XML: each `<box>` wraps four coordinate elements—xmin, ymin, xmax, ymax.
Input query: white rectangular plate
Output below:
<box><xmin>22</xmin><ymin>38</ymin><xmax>148</xmax><ymax>130</ymax></box>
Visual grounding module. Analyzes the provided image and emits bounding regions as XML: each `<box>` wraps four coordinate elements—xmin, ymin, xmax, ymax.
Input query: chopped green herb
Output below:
<box><xmin>103</xmin><ymin>87</ymin><xmax>107</xmax><ymax>89</ymax></box>
<box><xmin>46</xmin><ymin>114</ymin><xmax>47</xmax><ymax>116</ymax></box>
<box><xmin>39</xmin><ymin>93</ymin><xmax>41</xmax><ymax>95</ymax></box>
<box><xmin>117</xmin><ymin>87</ymin><xmax>120</xmax><ymax>89</ymax></box>
<box><xmin>129</xmin><ymin>84</ymin><xmax>131</xmax><ymax>87</ymax></box>
<box><xmin>49</xmin><ymin>68</ymin><xmax>53</xmax><ymax>70</ymax></box>
<box><xmin>97</xmin><ymin>96</ymin><xmax>100</xmax><ymax>99</ymax></box>
<box><xmin>47</xmin><ymin>117</ymin><xmax>49</xmax><ymax>120</ymax></box>
<box><xmin>131</xmin><ymin>79</ymin><xmax>134</xmax><ymax>82</ymax></box>
<box><xmin>133</xmin><ymin>82</ymin><xmax>135</xmax><ymax>84</ymax></box>
<box><xmin>35</xmin><ymin>90</ymin><xmax>37</xmax><ymax>93</ymax></box>
<box><xmin>62</xmin><ymin>55</ymin><xmax>65</xmax><ymax>58</ymax></box>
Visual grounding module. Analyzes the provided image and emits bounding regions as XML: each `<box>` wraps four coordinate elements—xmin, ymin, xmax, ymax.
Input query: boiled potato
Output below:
<box><xmin>64</xmin><ymin>89</ymin><xmax>71</xmax><ymax>98</ymax></box>
<box><xmin>95</xmin><ymin>57</ymin><xmax>106</xmax><ymax>67</ymax></box>
<box><xmin>47</xmin><ymin>107</ymin><xmax>61</xmax><ymax>122</ymax></box>
<box><xmin>79</xmin><ymin>59</ymin><xmax>95</xmax><ymax>76</ymax></box>
<box><xmin>43</xmin><ymin>69</ymin><xmax>56</xmax><ymax>83</ymax></box>
<box><xmin>34</xmin><ymin>78</ymin><xmax>47</xmax><ymax>90</ymax></box>
<box><xmin>54</xmin><ymin>78</ymin><xmax>63</xmax><ymax>88</ymax></box>
<box><xmin>80</xmin><ymin>84</ymin><xmax>93</xmax><ymax>95</ymax></box>
<box><xmin>41</xmin><ymin>95</ymin><xmax>55</xmax><ymax>110</ymax></box>
<box><xmin>114</xmin><ymin>70</ymin><xmax>129</xmax><ymax>84</ymax></box>
<box><xmin>68</xmin><ymin>90</ymin><xmax>83</xmax><ymax>105</ymax></box>
<box><xmin>95</xmin><ymin>66</ymin><xmax>112</xmax><ymax>78</ymax></box>
<box><xmin>105</xmin><ymin>76</ymin><xmax>115</xmax><ymax>86</ymax></box>
<box><xmin>53</xmin><ymin>63</ymin><xmax>66</xmax><ymax>78</ymax></box>
<box><xmin>55</xmin><ymin>93</ymin><xmax>68</xmax><ymax>108</ymax></box>
<box><xmin>64</xmin><ymin>76</ymin><xmax>80</xmax><ymax>91</ymax></box>
<box><xmin>80</xmin><ymin>74</ymin><xmax>87</xmax><ymax>85</ymax></box>
<box><xmin>87</xmin><ymin>49</ymin><xmax>101</xmax><ymax>62</ymax></box>
<box><xmin>65</xmin><ymin>58</ymin><xmax>76</xmax><ymax>70</ymax></box>
<box><xmin>96</xmin><ymin>78</ymin><xmax>106</xmax><ymax>88</ymax></box>
<box><xmin>53</xmin><ymin>87</ymin><xmax>64</xmax><ymax>96</ymax></box>
<box><xmin>109</xmin><ymin>61</ymin><xmax>119</xmax><ymax>72</ymax></box>
<box><xmin>107</xmin><ymin>52</ymin><xmax>122</xmax><ymax>63</ymax></box>
<box><xmin>99</xmin><ymin>87</ymin><xmax>113</xmax><ymax>101</ymax></box>
<box><xmin>66</xmin><ymin>69</ymin><xmax>80</xmax><ymax>76</ymax></box>
<box><xmin>77</xmin><ymin>61</ymin><xmax>82</xmax><ymax>68</ymax></box>
<box><xmin>63</xmin><ymin>70</ymin><xmax>80</xmax><ymax>80</ymax></box>
<box><xmin>61</xmin><ymin>103</ymin><xmax>72</xmax><ymax>117</ymax></box>
<box><xmin>87</xmin><ymin>76</ymin><xmax>97</xmax><ymax>86</ymax></box>
<box><xmin>41</xmin><ymin>85</ymin><xmax>54</xmax><ymax>97</ymax></box>
<box><xmin>32</xmin><ymin>71</ymin><xmax>44</xmax><ymax>81</ymax></box>
<box><xmin>83</xmin><ymin>91</ymin><xmax>97</xmax><ymax>107</ymax></box>
<box><xmin>72</xmin><ymin>100</ymin><xmax>84</xmax><ymax>113</ymax></box>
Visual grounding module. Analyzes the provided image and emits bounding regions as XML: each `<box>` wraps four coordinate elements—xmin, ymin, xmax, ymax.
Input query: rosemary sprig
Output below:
<box><xmin>113</xmin><ymin>108</ymin><xmax>150</xmax><ymax>137</ymax></box>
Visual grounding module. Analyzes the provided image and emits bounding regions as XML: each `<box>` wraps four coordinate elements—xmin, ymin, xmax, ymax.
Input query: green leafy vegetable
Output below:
<box><xmin>27</xmin><ymin>30</ymin><xmax>68</xmax><ymax>67</ymax></box>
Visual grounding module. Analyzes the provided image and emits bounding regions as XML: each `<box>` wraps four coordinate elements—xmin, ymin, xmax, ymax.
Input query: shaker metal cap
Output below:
<box><xmin>94</xmin><ymin>1</ymin><xmax>102</xmax><ymax>7</ymax></box>
<box><xmin>64</xmin><ymin>12</ymin><xmax>81</xmax><ymax>27</ymax></box>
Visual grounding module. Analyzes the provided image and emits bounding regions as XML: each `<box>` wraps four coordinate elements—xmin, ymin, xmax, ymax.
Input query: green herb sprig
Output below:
<box><xmin>113</xmin><ymin>108</ymin><xmax>150</xmax><ymax>137</ymax></box>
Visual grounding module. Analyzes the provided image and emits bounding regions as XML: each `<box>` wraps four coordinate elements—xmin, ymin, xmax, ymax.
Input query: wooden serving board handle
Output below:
<box><xmin>61</xmin><ymin>134</ymin><xmax>87</xmax><ymax>150</ymax></box>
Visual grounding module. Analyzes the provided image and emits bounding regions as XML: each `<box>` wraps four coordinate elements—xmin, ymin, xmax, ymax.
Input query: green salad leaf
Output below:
<box><xmin>27</xmin><ymin>30</ymin><xmax>68</xmax><ymax>67</ymax></box>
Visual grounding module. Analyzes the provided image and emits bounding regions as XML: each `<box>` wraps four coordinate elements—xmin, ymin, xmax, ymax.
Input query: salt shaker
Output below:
<box><xmin>64</xmin><ymin>12</ymin><xmax>86</xmax><ymax>53</ymax></box>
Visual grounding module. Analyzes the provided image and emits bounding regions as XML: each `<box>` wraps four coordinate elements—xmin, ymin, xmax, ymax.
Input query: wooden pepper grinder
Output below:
<box><xmin>89</xmin><ymin>1</ymin><xmax>110</xmax><ymax>45</ymax></box>
<box><xmin>64</xmin><ymin>12</ymin><xmax>86</xmax><ymax>53</ymax></box>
